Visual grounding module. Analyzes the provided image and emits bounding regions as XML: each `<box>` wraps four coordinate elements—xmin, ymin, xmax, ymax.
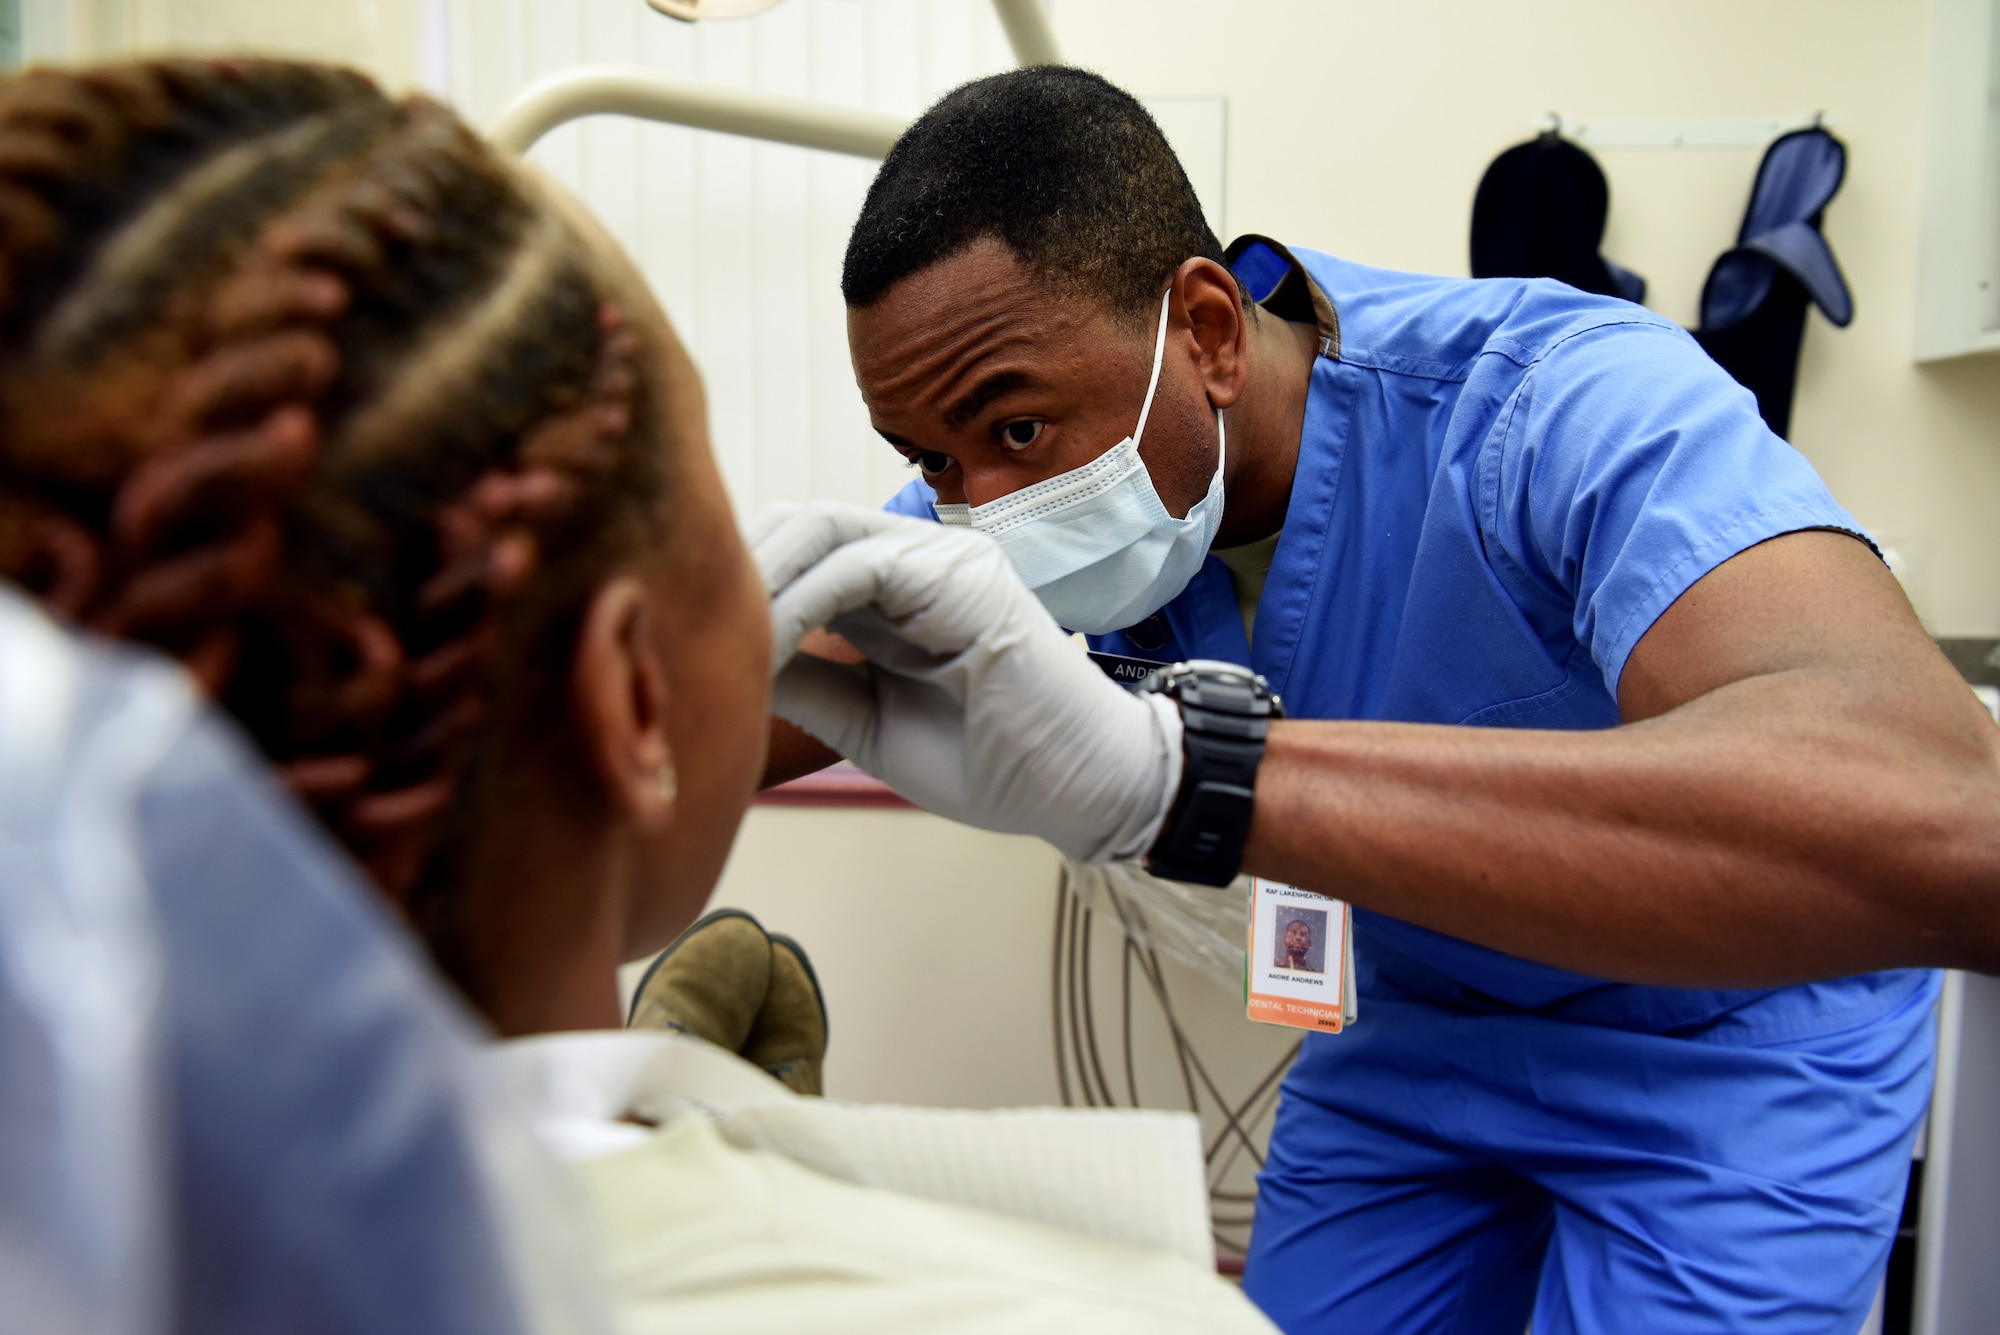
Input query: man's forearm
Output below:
<box><xmin>1243</xmin><ymin>671</ymin><xmax>2000</xmax><ymax>986</ymax></box>
<box><xmin>762</xmin><ymin>715</ymin><xmax>841</xmax><ymax>789</ymax></box>
<box><xmin>758</xmin><ymin>627</ymin><xmax>859</xmax><ymax>789</ymax></box>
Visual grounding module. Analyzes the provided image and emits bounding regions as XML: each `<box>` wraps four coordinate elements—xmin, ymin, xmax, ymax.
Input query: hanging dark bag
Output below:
<box><xmin>1692</xmin><ymin>127</ymin><xmax>1853</xmax><ymax>439</ymax></box>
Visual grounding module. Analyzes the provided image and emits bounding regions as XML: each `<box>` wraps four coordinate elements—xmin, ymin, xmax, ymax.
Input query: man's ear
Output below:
<box><xmin>571</xmin><ymin>576</ymin><xmax>676</xmax><ymax>828</ymax></box>
<box><xmin>1176</xmin><ymin>256</ymin><xmax>1251</xmax><ymax>410</ymax></box>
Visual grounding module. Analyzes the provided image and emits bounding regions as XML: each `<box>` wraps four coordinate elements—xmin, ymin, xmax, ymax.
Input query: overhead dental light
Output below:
<box><xmin>646</xmin><ymin>0</ymin><xmax>789</xmax><ymax>19</ymax></box>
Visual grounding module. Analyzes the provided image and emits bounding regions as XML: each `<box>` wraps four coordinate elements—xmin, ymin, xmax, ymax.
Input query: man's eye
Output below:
<box><xmin>910</xmin><ymin>451</ymin><xmax>954</xmax><ymax>476</ymax></box>
<box><xmin>1000</xmin><ymin>420</ymin><xmax>1044</xmax><ymax>451</ymax></box>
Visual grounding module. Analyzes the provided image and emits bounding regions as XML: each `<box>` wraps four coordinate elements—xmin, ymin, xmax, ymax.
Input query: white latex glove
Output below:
<box><xmin>750</xmin><ymin>500</ymin><xmax>1183</xmax><ymax>864</ymax></box>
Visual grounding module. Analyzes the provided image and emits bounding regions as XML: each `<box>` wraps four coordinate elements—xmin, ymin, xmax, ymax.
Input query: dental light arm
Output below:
<box><xmin>990</xmin><ymin>0</ymin><xmax>1062</xmax><ymax>67</ymax></box>
<box><xmin>488</xmin><ymin>65</ymin><xmax>906</xmax><ymax>159</ymax></box>
<box><xmin>488</xmin><ymin>0</ymin><xmax>1062</xmax><ymax>157</ymax></box>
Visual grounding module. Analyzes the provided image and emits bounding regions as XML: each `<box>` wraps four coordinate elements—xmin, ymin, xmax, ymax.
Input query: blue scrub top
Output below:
<box><xmin>888</xmin><ymin>237</ymin><xmax>1931</xmax><ymax>1039</ymax></box>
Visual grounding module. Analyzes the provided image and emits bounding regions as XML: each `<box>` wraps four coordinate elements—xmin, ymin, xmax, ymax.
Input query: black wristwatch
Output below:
<box><xmin>1137</xmin><ymin>660</ymin><xmax>1284</xmax><ymax>887</ymax></box>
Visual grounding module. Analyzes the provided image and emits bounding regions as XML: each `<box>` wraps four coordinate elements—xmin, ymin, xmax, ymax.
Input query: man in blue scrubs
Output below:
<box><xmin>756</xmin><ymin>68</ymin><xmax>2000</xmax><ymax>1332</ymax></box>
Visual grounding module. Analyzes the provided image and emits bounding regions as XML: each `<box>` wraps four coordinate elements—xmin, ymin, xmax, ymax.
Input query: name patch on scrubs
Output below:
<box><xmin>1246</xmin><ymin>878</ymin><xmax>1356</xmax><ymax>1033</ymax></box>
<box><xmin>1086</xmin><ymin>650</ymin><xmax>1169</xmax><ymax>690</ymax></box>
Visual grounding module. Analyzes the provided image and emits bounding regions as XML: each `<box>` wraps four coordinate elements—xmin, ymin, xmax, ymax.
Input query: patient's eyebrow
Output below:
<box><xmin>944</xmin><ymin>370</ymin><xmax>1032</xmax><ymax>430</ymax></box>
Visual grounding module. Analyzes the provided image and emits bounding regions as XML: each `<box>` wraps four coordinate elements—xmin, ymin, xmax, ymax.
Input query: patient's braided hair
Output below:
<box><xmin>0</xmin><ymin>60</ymin><xmax>664</xmax><ymax>997</ymax></box>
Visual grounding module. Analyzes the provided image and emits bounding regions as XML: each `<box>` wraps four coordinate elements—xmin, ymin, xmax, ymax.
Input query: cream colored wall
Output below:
<box><xmin>676</xmin><ymin>808</ymin><xmax>1070</xmax><ymax>1107</ymax></box>
<box><xmin>1054</xmin><ymin>0</ymin><xmax>2000</xmax><ymax>636</ymax></box>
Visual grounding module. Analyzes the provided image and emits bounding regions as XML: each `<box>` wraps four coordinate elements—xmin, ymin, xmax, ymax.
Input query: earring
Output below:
<box><xmin>656</xmin><ymin>763</ymin><xmax>677</xmax><ymax>803</ymax></box>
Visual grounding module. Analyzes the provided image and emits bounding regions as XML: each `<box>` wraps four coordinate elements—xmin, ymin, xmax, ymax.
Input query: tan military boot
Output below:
<box><xmin>626</xmin><ymin>909</ymin><xmax>773</xmax><ymax>1053</ymax></box>
<box><xmin>742</xmin><ymin>932</ymin><xmax>829</xmax><ymax>1096</ymax></box>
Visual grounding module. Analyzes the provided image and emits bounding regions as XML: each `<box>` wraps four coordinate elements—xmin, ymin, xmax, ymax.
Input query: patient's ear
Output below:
<box><xmin>571</xmin><ymin>576</ymin><xmax>676</xmax><ymax>828</ymax></box>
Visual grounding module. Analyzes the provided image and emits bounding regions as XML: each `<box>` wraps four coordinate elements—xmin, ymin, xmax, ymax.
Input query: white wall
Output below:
<box><xmin>1052</xmin><ymin>0</ymin><xmax>2000</xmax><ymax>636</ymax></box>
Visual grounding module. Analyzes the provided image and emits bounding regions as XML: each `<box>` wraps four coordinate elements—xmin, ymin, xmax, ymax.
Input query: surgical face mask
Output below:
<box><xmin>934</xmin><ymin>289</ymin><xmax>1226</xmax><ymax>636</ymax></box>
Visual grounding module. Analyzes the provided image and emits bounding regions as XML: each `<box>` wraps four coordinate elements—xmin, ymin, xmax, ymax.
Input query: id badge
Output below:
<box><xmin>1245</xmin><ymin>877</ymin><xmax>1356</xmax><ymax>1033</ymax></box>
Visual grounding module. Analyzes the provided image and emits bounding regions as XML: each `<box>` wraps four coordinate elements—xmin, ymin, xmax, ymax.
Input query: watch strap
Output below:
<box><xmin>1143</xmin><ymin>668</ymin><xmax>1278</xmax><ymax>887</ymax></box>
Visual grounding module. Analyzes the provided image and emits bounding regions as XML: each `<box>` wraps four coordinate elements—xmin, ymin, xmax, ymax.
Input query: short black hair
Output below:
<box><xmin>841</xmin><ymin>67</ymin><xmax>1224</xmax><ymax>320</ymax></box>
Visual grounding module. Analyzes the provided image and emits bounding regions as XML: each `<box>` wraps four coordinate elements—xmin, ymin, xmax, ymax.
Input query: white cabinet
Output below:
<box><xmin>1914</xmin><ymin>0</ymin><xmax>2000</xmax><ymax>360</ymax></box>
<box><xmin>1912</xmin><ymin>970</ymin><xmax>2000</xmax><ymax>1335</ymax></box>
